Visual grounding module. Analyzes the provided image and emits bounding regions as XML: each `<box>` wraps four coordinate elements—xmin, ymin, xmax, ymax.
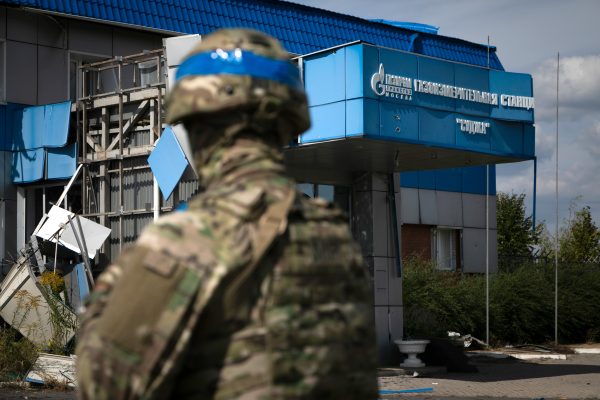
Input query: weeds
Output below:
<box><xmin>38</xmin><ymin>272</ymin><xmax>78</xmax><ymax>354</ymax></box>
<box><xmin>0</xmin><ymin>270</ymin><xmax>79</xmax><ymax>382</ymax></box>
<box><xmin>0</xmin><ymin>326</ymin><xmax>38</xmax><ymax>381</ymax></box>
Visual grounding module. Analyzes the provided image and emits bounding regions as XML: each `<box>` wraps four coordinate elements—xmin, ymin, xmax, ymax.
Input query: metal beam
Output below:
<box><xmin>105</xmin><ymin>100</ymin><xmax>150</xmax><ymax>152</ymax></box>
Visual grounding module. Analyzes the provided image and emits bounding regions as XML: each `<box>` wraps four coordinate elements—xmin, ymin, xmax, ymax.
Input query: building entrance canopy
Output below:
<box><xmin>285</xmin><ymin>43</ymin><xmax>534</xmax><ymax>185</ymax></box>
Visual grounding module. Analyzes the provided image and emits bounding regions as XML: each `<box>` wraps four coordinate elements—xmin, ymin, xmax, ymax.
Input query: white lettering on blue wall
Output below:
<box><xmin>370</xmin><ymin>63</ymin><xmax>534</xmax><ymax>110</ymax></box>
<box><xmin>456</xmin><ymin>118</ymin><xmax>490</xmax><ymax>135</ymax></box>
<box><xmin>500</xmin><ymin>94</ymin><xmax>535</xmax><ymax>110</ymax></box>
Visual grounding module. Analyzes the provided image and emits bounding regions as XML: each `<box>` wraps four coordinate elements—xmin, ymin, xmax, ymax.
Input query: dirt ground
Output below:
<box><xmin>0</xmin><ymin>388</ymin><xmax>75</xmax><ymax>399</ymax></box>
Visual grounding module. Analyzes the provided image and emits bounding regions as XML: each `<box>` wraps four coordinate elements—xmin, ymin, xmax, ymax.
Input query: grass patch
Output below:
<box><xmin>0</xmin><ymin>324</ymin><xmax>38</xmax><ymax>381</ymax></box>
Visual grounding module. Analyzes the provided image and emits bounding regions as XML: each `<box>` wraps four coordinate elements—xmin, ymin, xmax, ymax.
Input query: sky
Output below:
<box><xmin>291</xmin><ymin>0</ymin><xmax>600</xmax><ymax>232</ymax></box>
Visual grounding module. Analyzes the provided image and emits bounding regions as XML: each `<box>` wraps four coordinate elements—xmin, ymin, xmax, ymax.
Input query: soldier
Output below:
<box><xmin>76</xmin><ymin>28</ymin><xmax>378</xmax><ymax>399</ymax></box>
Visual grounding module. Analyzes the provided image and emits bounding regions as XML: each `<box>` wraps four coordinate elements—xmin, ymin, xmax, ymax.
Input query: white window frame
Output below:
<box><xmin>432</xmin><ymin>227</ymin><xmax>462</xmax><ymax>271</ymax></box>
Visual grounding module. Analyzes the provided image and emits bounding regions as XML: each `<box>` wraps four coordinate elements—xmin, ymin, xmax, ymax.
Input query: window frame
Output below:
<box><xmin>68</xmin><ymin>50</ymin><xmax>109</xmax><ymax>102</ymax></box>
<box><xmin>432</xmin><ymin>226</ymin><xmax>462</xmax><ymax>271</ymax></box>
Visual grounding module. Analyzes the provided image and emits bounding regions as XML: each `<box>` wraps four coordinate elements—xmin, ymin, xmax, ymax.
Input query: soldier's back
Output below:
<box><xmin>170</xmin><ymin>191</ymin><xmax>378</xmax><ymax>399</ymax></box>
<box><xmin>76</xmin><ymin>187</ymin><xmax>377</xmax><ymax>400</ymax></box>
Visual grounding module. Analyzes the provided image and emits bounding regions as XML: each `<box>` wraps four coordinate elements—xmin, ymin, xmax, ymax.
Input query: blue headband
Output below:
<box><xmin>176</xmin><ymin>48</ymin><xmax>303</xmax><ymax>91</ymax></box>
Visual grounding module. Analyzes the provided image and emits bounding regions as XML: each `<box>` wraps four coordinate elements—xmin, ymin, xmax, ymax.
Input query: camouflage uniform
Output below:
<box><xmin>76</xmin><ymin>29</ymin><xmax>378</xmax><ymax>400</ymax></box>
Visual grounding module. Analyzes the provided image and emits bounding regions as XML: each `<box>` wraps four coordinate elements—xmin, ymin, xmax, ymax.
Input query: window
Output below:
<box><xmin>296</xmin><ymin>183</ymin><xmax>350</xmax><ymax>214</ymax></box>
<box><xmin>138</xmin><ymin>58</ymin><xmax>165</xmax><ymax>87</ymax></box>
<box><xmin>433</xmin><ymin>228</ymin><xmax>461</xmax><ymax>271</ymax></box>
<box><xmin>69</xmin><ymin>53</ymin><xmax>106</xmax><ymax>101</ymax></box>
<box><xmin>296</xmin><ymin>183</ymin><xmax>335</xmax><ymax>201</ymax></box>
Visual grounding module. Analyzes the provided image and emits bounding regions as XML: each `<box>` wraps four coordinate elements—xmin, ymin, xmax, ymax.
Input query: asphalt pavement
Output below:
<box><xmin>378</xmin><ymin>353</ymin><xmax>600</xmax><ymax>400</ymax></box>
<box><xmin>1</xmin><ymin>353</ymin><xmax>599</xmax><ymax>399</ymax></box>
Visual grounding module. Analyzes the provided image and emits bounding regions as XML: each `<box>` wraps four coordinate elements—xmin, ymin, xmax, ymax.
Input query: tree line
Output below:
<box><xmin>497</xmin><ymin>192</ymin><xmax>600</xmax><ymax>266</ymax></box>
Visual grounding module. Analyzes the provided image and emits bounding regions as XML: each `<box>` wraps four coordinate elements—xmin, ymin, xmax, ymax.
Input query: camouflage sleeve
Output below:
<box><xmin>75</xmin><ymin>205</ymin><xmax>253</xmax><ymax>400</ymax></box>
<box><xmin>75</xmin><ymin>245</ymin><xmax>150</xmax><ymax>400</ymax></box>
<box><xmin>75</xmin><ymin>217</ymin><xmax>222</xmax><ymax>400</ymax></box>
<box><xmin>77</xmin><ymin>260</ymin><xmax>124</xmax><ymax>340</ymax></box>
<box><xmin>76</xmin><ymin>245</ymin><xmax>166</xmax><ymax>400</ymax></box>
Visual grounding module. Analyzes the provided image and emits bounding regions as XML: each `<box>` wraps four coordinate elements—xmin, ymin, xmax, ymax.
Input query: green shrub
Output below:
<box><xmin>403</xmin><ymin>258</ymin><xmax>600</xmax><ymax>345</ymax></box>
<box><xmin>555</xmin><ymin>264</ymin><xmax>600</xmax><ymax>343</ymax></box>
<box><xmin>403</xmin><ymin>258</ymin><xmax>485</xmax><ymax>339</ymax></box>
<box><xmin>488</xmin><ymin>265</ymin><xmax>554</xmax><ymax>344</ymax></box>
<box><xmin>0</xmin><ymin>325</ymin><xmax>38</xmax><ymax>381</ymax></box>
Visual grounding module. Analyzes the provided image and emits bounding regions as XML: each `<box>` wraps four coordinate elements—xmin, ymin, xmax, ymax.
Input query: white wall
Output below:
<box><xmin>399</xmin><ymin>187</ymin><xmax>498</xmax><ymax>273</ymax></box>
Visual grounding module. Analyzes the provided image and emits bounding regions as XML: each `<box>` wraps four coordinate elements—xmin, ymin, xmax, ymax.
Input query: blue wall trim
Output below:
<box><xmin>400</xmin><ymin>165</ymin><xmax>496</xmax><ymax>196</ymax></box>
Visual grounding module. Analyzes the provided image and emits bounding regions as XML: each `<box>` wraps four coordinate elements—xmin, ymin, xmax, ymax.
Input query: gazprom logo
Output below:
<box><xmin>370</xmin><ymin>64</ymin><xmax>386</xmax><ymax>96</ymax></box>
<box><xmin>370</xmin><ymin>63</ymin><xmax>413</xmax><ymax>100</ymax></box>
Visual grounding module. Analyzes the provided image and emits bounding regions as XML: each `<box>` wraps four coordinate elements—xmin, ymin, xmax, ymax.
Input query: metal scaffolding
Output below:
<box><xmin>74</xmin><ymin>49</ymin><xmax>199</xmax><ymax>264</ymax></box>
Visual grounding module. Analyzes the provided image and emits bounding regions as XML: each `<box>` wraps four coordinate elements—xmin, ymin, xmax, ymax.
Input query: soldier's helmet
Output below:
<box><xmin>166</xmin><ymin>29</ymin><xmax>310</xmax><ymax>143</ymax></box>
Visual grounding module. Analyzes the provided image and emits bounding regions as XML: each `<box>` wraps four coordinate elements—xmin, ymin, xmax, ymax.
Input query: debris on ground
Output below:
<box><xmin>25</xmin><ymin>353</ymin><xmax>76</xmax><ymax>388</ymax></box>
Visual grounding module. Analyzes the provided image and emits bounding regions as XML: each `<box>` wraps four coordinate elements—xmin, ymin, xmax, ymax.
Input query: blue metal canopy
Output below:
<box><xmin>284</xmin><ymin>43</ymin><xmax>534</xmax><ymax>185</ymax></box>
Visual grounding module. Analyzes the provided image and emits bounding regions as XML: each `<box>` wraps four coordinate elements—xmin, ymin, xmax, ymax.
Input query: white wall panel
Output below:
<box><xmin>113</xmin><ymin>28</ymin><xmax>162</xmax><ymax>56</ymax></box>
<box><xmin>7</xmin><ymin>41</ymin><xmax>37</xmax><ymax>104</ymax></box>
<box><xmin>38</xmin><ymin>46</ymin><xmax>68</xmax><ymax>104</ymax></box>
<box><xmin>418</xmin><ymin>189</ymin><xmax>438</xmax><ymax>225</ymax></box>
<box><xmin>462</xmin><ymin>193</ymin><xmax>485</xmax><ymax>228</ymax></box>
<box><xmin>0</xmin><ymin>7</ymin><xmax>6</xmax><ymax>39</ymax></box>
<box><xmin>38</xmin><ymin>14</ymin><xmax>66</xmax><ymax>48</ymax></box>
<box><xmin>400</xmin><ymin>188</ymin><xmax>419</xmax><ymax>224</ymax></box>
<box><xmin>68</xmin><ymin>20</ymin><xmax>112</xmax><ymax>56</ymax></box>
<box><xmin>373</xmin><ymin>258</ymin><xmax>388</xmax><ymax>306</ymax></box>
<box><xmin>437</xmin><ymin>191</ymin><xmax>462</xmax><ymax>227</ymax></box>
<box><xmin>462</xmin><ymin>228</ymin><xmax>498</xmax><ymax>273</ymax></box>
<box><xmin>7</xmin><ymin>8</ymin><xmax>37</xmax><ymax>44</ymax></box>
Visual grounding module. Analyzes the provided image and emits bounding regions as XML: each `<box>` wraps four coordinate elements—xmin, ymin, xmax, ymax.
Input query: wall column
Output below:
<box><xmin>351</xmin><ymin>172</ymin><xmax>403</xmax><ymax>365</ymax></box>
<box><xmin>16</xmin><ymin>187</ymin><xmax>27</xmax><ymax>252</ymax></box>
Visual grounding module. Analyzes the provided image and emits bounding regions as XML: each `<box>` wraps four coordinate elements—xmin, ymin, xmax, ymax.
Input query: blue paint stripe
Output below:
<box><xmin>379</xmin><ymin>388</ymin><xmax>434</xmax><ymax>394</ymax></box>
<box><xmin>176</xmin><ymin>49</ymin><xmax>303</xmax><ymax>91</ymax></box>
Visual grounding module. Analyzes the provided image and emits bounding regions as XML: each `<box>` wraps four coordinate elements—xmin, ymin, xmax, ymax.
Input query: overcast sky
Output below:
<box><xmin>291</xmin><ymin>0</ymin><xmax>600</xmax><ymax>232</ymax></box>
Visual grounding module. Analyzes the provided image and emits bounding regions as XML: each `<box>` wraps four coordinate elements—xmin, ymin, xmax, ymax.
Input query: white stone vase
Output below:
<box><xmin>394</xmin><ymin>339</ymin><xmax>430</xmax><ymax>368</ymax></box>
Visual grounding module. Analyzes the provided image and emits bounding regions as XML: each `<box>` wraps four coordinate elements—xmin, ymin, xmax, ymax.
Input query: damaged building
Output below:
<box><xmin>0</xmin><ymin>0</ymin><xmax>535</xmax><ymax>362</ymax></box>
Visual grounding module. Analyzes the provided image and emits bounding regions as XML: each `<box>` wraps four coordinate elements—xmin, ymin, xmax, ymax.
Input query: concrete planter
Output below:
<box><xmin>394</xmin><ymin>339</ymin><xmax>430</xmax><ymax>368</ymax></box>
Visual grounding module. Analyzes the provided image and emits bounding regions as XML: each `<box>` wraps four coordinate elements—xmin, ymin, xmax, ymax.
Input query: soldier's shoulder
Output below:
<box><xmin>135</xmin><ymin>209</ymin><xmax>220</xmax><ymax>257</ymax></box>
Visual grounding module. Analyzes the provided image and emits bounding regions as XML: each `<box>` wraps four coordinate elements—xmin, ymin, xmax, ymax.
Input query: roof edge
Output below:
<box><xmin>277</xmin><ymin>0</ymin><xmax>498</xmax><ymax>53</ymax></box>
<box><xmin>21</xmin><ymin>6</ymin><xmax>184</xmax><ymax>37</ymax></box>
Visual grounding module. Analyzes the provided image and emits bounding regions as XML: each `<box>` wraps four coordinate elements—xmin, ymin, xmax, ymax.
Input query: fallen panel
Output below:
<box><xmin>0</xmin><ymin>255</ymin><xmax>77</xmax><ymax>347</ymax></box>
<box><xmin>25</xmin><ymin>353</ymin><xmax>76</xmax><ymax>387</ymax></box>
<box><xmin>36</xmin><ymin>206</ymin><xmax>111</xmax><ymax>259</ymax></box>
